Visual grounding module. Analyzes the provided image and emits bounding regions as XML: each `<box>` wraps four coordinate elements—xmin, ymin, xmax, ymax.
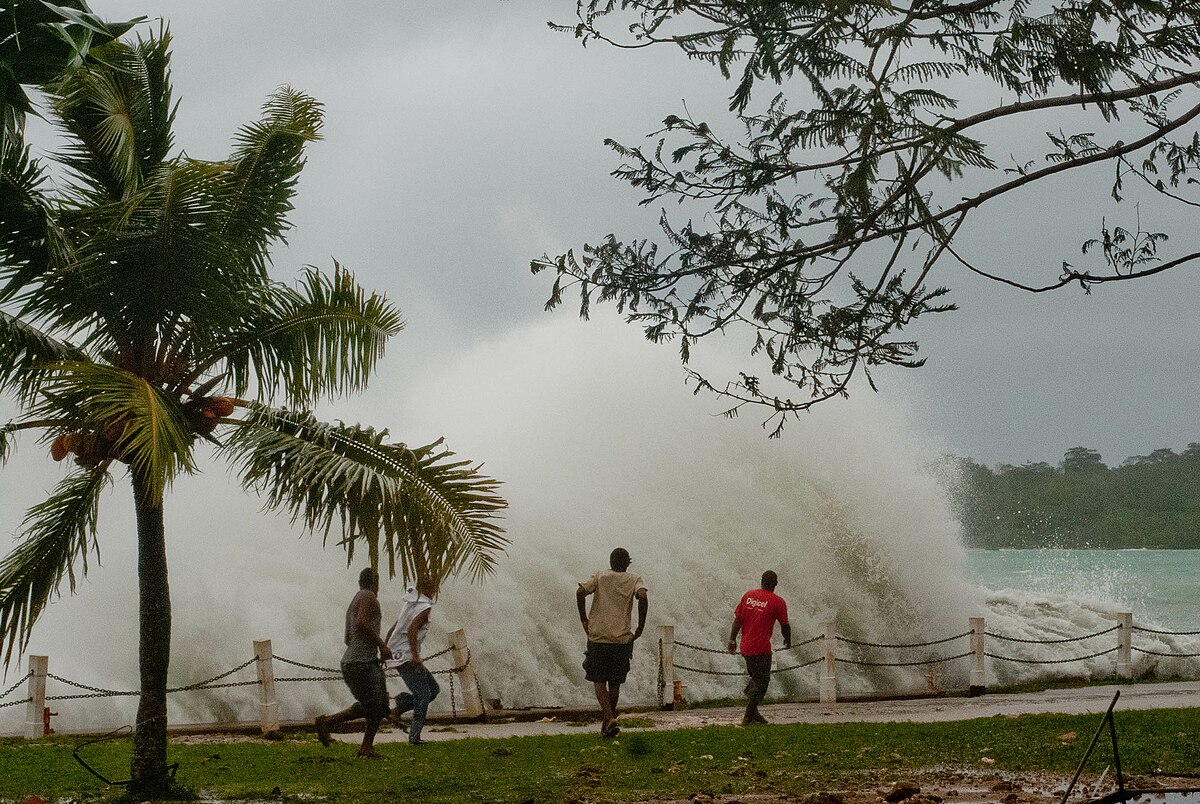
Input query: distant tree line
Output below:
<box><xmin>940</xmin><ymin>445</ymin><xmax>1200</xmax><ymax>549</ymax></box>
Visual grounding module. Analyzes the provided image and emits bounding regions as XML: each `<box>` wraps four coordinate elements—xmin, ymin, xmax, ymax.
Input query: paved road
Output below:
<box><xmin>344</xmin><ymin>681</ymin><xmax>1200</xmax><ymax>744</ymax></box>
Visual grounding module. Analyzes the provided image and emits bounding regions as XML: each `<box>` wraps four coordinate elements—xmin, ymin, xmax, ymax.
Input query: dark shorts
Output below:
<box><xmin>583</xmin><ymin>640</ymin><xmax>634</xmax><ymax>684</ymax></box>
<box><xmin>340</xmin><ymin>660</ymin><xmax>389</xmax><ymax>720</ymax></box>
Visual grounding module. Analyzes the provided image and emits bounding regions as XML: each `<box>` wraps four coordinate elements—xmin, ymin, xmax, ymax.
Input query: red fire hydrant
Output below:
<box><xmin>42</xmin><ymin>706</ymin><xmax>56</xmax><ymax>735</ymax></box>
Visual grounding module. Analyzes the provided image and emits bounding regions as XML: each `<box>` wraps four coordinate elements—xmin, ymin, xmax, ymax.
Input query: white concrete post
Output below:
<box><xmin>658</xmin><ymin>625</ymin><xmax>675</xmax><ymax>710</ymax></box>
<box><xmin>820</xmin><ymin>620</ymin><xmax>837</xmax><ymax>705</ymax></box>
<box><xmin>448</xmin><ymin>628</ymin><xmax>484</xmax><ymax>719</ymax></box>
<box><xmin>24</xmin><ymin>655</ymin><xmax>47</xmax><ymax>739</ymax></box>
<box><xmin>969</xmin><ymin>617</ymin><xmax>986</xmax><ymax>696</ymax></box>
<box><xmin>253</xmin><ymin>639</ymin><xmax>280</xmax><ymax>735</ymax></box>
<box><xmin>1116</xmin><ymin>612</ymin><xmax>1133</xmax><ymax>679</ymax></box>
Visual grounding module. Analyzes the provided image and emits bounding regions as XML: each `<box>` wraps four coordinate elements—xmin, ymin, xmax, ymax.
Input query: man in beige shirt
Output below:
<box><xmin>576</xmin><ymin>547</ymin><xmax>648</xmax><ymax>738</ymax></box>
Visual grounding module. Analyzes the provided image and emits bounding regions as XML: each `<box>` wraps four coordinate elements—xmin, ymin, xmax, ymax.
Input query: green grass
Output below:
<box><xmin>2</xmin><ymin>708</ymin><xmax>1198</xmax><ymax>803</ymax></box>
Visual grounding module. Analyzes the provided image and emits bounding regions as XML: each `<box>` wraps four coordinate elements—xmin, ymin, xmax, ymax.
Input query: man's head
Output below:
<box><xmin>609</xmin><ymin>547</ymin><xmax>631</xmax><ymax>571</ymax></box>
<box><xmin>358</xmin><ymin>567</ymin><xmax>379</xmax><ymax>591</ymax></box>
<box><xmin>761</xmin><ymin>570</ymin><xmax>778</xmax><ymax>591</ymax></box>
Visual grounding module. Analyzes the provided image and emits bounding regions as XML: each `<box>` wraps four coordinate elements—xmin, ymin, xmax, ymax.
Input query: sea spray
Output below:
<box><xmin>1</xmin><ymin>317</ymin><xmax>1196</xmax><ymax>734</ymax></box>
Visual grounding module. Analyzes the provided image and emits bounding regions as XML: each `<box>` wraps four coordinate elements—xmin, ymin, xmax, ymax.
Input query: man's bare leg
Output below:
<box><xmin>315</xmin><ymin>703</ymin><xmax>365</xmax><ymax>747</ymax></box>
<box><xmin>358</xmin><ymin>714</ymin><xmax>383</xmax><ymax>757</ymax></box>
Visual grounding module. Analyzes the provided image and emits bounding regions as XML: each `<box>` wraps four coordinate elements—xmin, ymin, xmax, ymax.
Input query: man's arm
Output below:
<box><xmin>728</xmin><ymin>618</ymin><xmax>741</xmax><ymax>654</ymax></box>
<box><xmin>632</xmin><ymin>589</ymin><xmax>648</xmax><ymax>640</ymax></box>
<box><xmin>576</xmin><ymin>586</ymin><xmax>590</xmax><ymax>637</ymax></box>
<box><xmin>354</xmin><ymin>593</ymin><xmax>391</xmax><ymax>661</ymax></box>
<box><xmin>407</xmin><ymin>608</ymin><xmax>431</xmax><ymax>665</ymax></box>
<box><xmin>781</xmin><ymin>622</ymin><xmax>792</xmax><ymax>649</ymax></box>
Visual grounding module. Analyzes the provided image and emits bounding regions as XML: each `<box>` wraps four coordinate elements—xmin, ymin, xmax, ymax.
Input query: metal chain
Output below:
<box><xmin>1132</xmin><ymin>625</ymin><xmax>1200</xmax><ymax>636</ymax></box>
<box><xmin>674</xmin><ymin>662</ymin><xmax>747</xmax><ymax>677</ymax></box>
<box><xmin>837</xmin><ymin>651</ymin><xmax>974</xmax><ymax>668</ymax></box>
<box><xmin>167</xmin><ymin>658</ymin><xmax>257</xmax><ymax>692</ymax></box>
<box><xmin>674</xmin><ymin>639</ymin><xmax>734</xmax><ymax>655</ymax></box>
<box><xmin>273</xmin><ymin>655</ymin><xmax>340</xmax><ymax>674</ymax></box>
<box><xmin>0</xmin><ymin>697</ymin><xmax>32</xmax><ymax>709</ymax></box>
<box><xmin>430</xmin><ymin>648</ymin><xmax>470</xmax><ymax>675</ymax></box>
<box><xmin>46</xmin><ymin>673</ymin><xmax>139</xmax><ymax>698</ymax></box>
<box><xmin>45</xmin><ymin>658</ymin><xmax>258</xmax><ymax>700</ymax></box>
<box><xmin>773</xmin><ymin>657</ymin><xmax>824</xmax><ymax>672</ymax></box>
<box><xmin>675</xmin><ymin>653</ymin><xmax>823</xmax><ymax>676</ymax></box>
<box><xmin>0</xmin><ymin>671</ymin><xmax>31</xmax><ymax>702</ymax></box>
<box><xmin>1132</xmin><ymin>646</ymin><xmax>1200</xmax><ymax>658</ymax></box>
<box><xmin>985</xmin><ymin>646</ymin><xmax>1119</xmax><ymax>664</ymax></box>
<box><xmin>984</xmin><ymin>626</ymin><xmax>1118</xmax><ymax>644</ymax></box>
<box><xmin>276</xmin><ymin>675</ymin><xmax>342</xmax><ymax>683</ymax></box>
<box><xmin>677</xmin><ymin>635</ymin><xmax>822</xmax><ymax>655</ymax></box>
<box><xmin>778</xmin><ymin>635</ymin><xmax>823</xmax><ymax>651</ymax></box>
<box><xmin>836</xmin><ymin>631</ymin><xmax>973</xmax><ymax>649</ymax></box>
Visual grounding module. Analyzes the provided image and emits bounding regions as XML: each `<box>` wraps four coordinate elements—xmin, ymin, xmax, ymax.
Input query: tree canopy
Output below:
<box><xmin>943</xmin><ymin>444</ymin><xmax>1200</xmax><ymax>548</ymax></box>
<box><xmin>0</xmin><ymin>31</ymin><xmax>506</xmax><ymax>795</ymax></box>
<box><xmin>534</xmin><ymin>1</ymin><xmax>1200</xmax><ymax>434</ymax></box>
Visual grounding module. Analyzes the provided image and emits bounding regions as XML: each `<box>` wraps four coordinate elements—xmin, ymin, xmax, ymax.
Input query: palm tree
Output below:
<box><xmin>0</xmin><ymin>33</ymin><xmax>507</xmax><ymax>798</ymax></box>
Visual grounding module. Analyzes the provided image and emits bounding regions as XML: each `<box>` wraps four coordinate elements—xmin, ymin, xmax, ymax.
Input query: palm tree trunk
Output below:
<box><xmin>129</xmin><ymin>465</ymin><xmax>174</xmax><ymax>799</ymax></box>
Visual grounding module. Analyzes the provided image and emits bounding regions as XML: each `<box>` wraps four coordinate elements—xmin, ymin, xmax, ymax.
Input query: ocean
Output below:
<box><xmin>966</xmin><ymin>549</ymin><xmax>1199</xmax><ymax>631</ymax></box>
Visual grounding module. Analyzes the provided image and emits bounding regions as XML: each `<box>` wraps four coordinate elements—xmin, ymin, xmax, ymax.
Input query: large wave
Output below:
<box><xmin>1</xmin><ymin>317</ymin><xmax>1195</xmax><ymax>734</ymax></box>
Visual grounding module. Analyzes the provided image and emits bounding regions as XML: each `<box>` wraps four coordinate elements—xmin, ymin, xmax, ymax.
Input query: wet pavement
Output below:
<box><xmin>327</xmin><ymin>680</ymin><xmax>1200</xmax><ymax>745</ymax></box>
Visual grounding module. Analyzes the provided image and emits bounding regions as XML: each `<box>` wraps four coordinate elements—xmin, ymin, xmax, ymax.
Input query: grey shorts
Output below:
<box><xmin>583</xmin><ymin>640</ymin><xmax>634</xmax><ymax>684</ymax></box>
<box><xmin>340</xmin><ymin>660</ymin><xmax>389</xmax><ymax>720</ymax></box>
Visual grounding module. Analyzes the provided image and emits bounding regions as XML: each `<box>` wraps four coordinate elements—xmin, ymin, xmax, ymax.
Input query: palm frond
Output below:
<box><xmin>31</xmin><ymin>362</ymin><xmax>196</xmax><ymax>502</ymax></box>
<box><xmin>0</xmin><ymin>133</ymin><xmax>73</xmax><ymax>301</ymax></box>
<box><xmin>0</xmin><ymin>308</ymin><xmax>87</xmax><ymax>402</ymax></box>
<box><xmin>0</xmin><ymin>466</ymin><xmax>109</xmax><ymax>666</ymax></box>
<box><xmin>52</xmin><ymin>34</ymin><xmax>176</xmax><ymax>201</ymax></box>
<box><xmin>221</xmin><ymin>407</ymin><xmax>508</xmax><ymax>584</ymax></box>
<box><xmin>210</xmin><ymin>86</ymin><xmax>323</xmax><ymax>277</ymax></box>
<box><xmin>42</xmin><ymin>159</ymin><xmax>238</xmax><ymax>338</ymax></box>
<box><xmin>200</xmin><ymin>263</ymin><xmax>404</xmax><ymax>406</ymax></box>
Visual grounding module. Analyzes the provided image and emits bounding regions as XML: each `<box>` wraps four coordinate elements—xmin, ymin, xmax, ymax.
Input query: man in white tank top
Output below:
<box><xmin>385</xmin><ymin>576</ymin><xmax>440</xmax><ymax>744</ymax></box>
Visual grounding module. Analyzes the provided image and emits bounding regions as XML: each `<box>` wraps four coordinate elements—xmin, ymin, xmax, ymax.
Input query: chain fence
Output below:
<box><xmin>1133</xmin><ymin>624</ymin><xmax>1200</xmax><ymax>636</ymax></box>
<box><xmin>984</xmin><ymin>625</ymin><xmax>1118</xmax><ymax>644</ymax></box>
<box><xmin>0</xmin><ymin>671</ymin><xmax>32</xmax><ymax>710</ymax></box>
<box><xmin>667</xmin><ymin>616</ymin><xmax>1200</xmax><ymax>689</ymax></box>
<box><xmin>10</xmin><ymin>615</ymin><xmax>1200</xmax><ymax>731</ymax></box>
<box><xmin>15</xmin><ymin>645</ymin><xmax>478</xmax><ymax>725</ymax></box>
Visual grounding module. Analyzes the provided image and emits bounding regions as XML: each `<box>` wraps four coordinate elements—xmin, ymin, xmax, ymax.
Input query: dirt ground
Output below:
<box><xmin>634</xmin><ymin>769</ymin><xmax>1197</xmax><ymax>804</ymax></box>
<box><xmin>167</xmin><ymin>734</ymin><xmax>1195</xmax><ymax>804</ymax></box>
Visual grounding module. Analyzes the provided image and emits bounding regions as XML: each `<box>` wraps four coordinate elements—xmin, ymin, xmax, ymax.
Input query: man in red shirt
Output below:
<box><xmin>728</xmin><ymin>570</ymin><xmax>791</xmax><ymax>725</ymax></box>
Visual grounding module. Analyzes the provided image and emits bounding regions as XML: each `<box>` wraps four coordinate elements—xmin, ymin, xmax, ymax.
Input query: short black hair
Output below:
<box><xmin>610</xmin><ymin>547</ymin><xmax>631</xmax><ymax>570</ymax></box>
<box><xmin>359</xmin><ymin>567</ymin><xmax>379</xmax><ymax>588</ymax></box>
<box><xmin>761</xmin><ymin>570</ymin><xmax>778</xmax><ymax>590</ymax></box>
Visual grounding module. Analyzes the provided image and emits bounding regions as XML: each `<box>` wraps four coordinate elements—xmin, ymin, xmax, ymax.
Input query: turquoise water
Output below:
<box><xmin>966</xmin><ymin>549</ymin><xmax>1199</xmax><ymax>631</ymax></box>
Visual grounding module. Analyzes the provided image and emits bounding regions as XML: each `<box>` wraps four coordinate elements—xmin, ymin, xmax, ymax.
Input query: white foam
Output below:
<box><xmin>1</xmin><ymin>317</ymin><xmax>1195</xmax><ymax>734</ymax></box>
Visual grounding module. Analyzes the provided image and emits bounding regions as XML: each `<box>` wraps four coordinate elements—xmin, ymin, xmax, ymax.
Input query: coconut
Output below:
<box><xmin>208</xmin><ymin>396</ymin><xmax>235</xmax><ymax>418</ymax></box>
<box><xmin>50</xmin><ymin>434</ymin><xmax>70</xmax><ymax>462</ymax></box>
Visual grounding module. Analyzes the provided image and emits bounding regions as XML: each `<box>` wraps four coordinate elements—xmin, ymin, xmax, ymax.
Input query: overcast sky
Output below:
<box><xmin>25</xmin><ymin>0</ymin><xmax>1200</xmax><ymax>469</ymax></box>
